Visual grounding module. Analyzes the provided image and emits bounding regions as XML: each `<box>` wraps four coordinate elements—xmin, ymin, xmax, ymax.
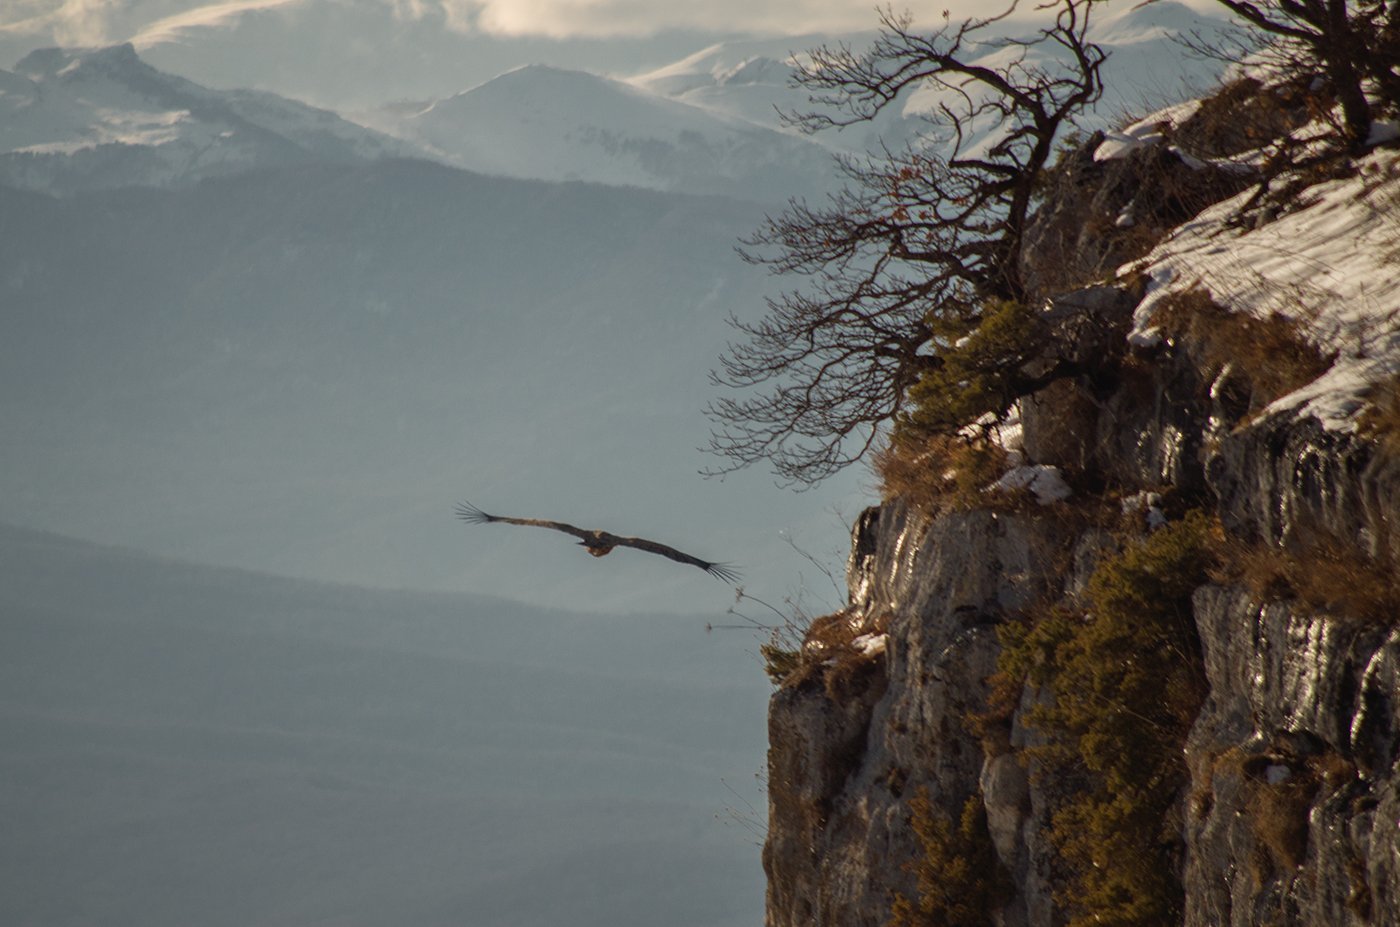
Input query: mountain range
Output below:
<box><xmin>2</xmin><ymin>1</ymin><xmax>1236</xmax><ymax>199</ymax></box>
<box><xmin>360</xmin><ymin>62</ymin><xmax>839</xmax><ymax>201</ymax></box>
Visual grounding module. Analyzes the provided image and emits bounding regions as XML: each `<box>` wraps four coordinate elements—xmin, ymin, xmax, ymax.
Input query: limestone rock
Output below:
<box><xmin>762</xmin><ymin>318</ymin><xmax>1400</xmax><ymax>927</ymax></box>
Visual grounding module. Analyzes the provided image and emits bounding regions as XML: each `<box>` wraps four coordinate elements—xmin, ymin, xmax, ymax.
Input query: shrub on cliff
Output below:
<box><xmin>874</xmin><ymin>431</ymin><xmax>1009</xmax><ymax>514</ymax></box>
<box><xmin>1218</xmin><ymin>528</ymin><xmax>1400</xmax><ymax>626</ymax></box>
<box><xmin>995</xmin><ymin>512</ymin><xmax>1218</xmax><ymax>927</ymax></box>
<box><xmin>890</xmin><ymin>791</ymin><xmax>1011</xmax><ymax>927</ymax></box>
<box><xmin>899</xmin><ymin>300</ymin><xmax>1045</xmax><ymax>440</ymax></box>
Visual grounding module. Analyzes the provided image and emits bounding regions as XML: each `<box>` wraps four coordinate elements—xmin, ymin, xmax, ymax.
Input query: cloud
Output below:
<box><xmin>0</xmin><ymin>0</ymin><xmax>126</xmax><ymax>46</ymax></box>
<box><xmin>5</xmin><ymin>0</ymin><xmax>1210</xmax><ymax>52</ymax></box>
<box><xmin>0</xmin><ymin>0</ymin><xmax>916</xmax><ymax>46</ymax></box>
<box><xmin>408</xmin><ymin>0</ymin><xmax>1230</xmax><ymax>40</ymax></box>
<box><xmin>445</xmin><ymin>0</ymin><xmax>973</xmax><ymax>38</ymax></box>
<box><xmin>0</xmin><ymin>0</ymin><xmax>309</xmax><ymax>49</ymax></box>
<box><xmin>129</xmin><ymin>0</ymin><xmax>299</xmax><ymax>47</ymax></box>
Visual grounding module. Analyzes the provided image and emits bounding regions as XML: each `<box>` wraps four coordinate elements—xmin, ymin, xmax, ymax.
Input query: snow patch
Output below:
<box><xmin>387</xmin><ymin>63</ymin><xmax>838</xmax><ymax>199</ymax></box>
<box><xmin>990</xmin><ymin>465</ymin><xmax>1073</xmax><ymax>505</ymax></box>
<box><xmin>0</xmin><ymin>44</ymin><xmax>416</xmax><ymax>193</ymax></box>
<box><xmin>1095</xmin><ymin>99</ymin><xmax>1202</xmax><ymax>161</ymax></box>
<box><xmin>851</xmin><ymin>632</ymin><xmax>888</xmax><ymax>657</ymax></box>
<box><xmin>1121</xmin><ymin>491</ymin><xmax>1168</xmax><ymax>530</ymax></box>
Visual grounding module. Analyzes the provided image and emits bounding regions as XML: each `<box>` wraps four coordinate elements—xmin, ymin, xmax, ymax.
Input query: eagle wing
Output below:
<box><xmin>456</xmin><ymin>501</ymin><xmax>739</xmax><ymax>582</ymax></box>
<box><xmin>611</xmin><ymin>534</ymin><xmax>741</xmax><ymax>583</ymax></box>
<box><xmin>455</xmin><ymin>502</ymin><xmax>594</xmax><ymax>542</ymax></box>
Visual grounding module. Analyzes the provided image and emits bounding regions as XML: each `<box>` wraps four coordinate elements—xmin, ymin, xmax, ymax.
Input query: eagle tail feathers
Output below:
<box><xmin>705</xmin><ymin>562</ymin><xmax>742</xmax><ymax>584</ymax></box>
<box><xmin>454</xmin><ymin>502</ymin><xmax>497</xmax><ymax>524</ymax></box>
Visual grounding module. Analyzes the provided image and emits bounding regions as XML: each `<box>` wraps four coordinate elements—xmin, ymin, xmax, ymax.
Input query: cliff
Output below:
<box><xmin>762</xmin><ymin>102</ymin><xmax>1400</xmax><ymax>927</ymax></box>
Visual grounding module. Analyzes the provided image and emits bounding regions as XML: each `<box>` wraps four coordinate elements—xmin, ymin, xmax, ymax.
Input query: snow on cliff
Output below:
<box><xmin>1129</xmin><ymin>147</ymin><xmax>1400</xmax><ymax>431</ymax></box>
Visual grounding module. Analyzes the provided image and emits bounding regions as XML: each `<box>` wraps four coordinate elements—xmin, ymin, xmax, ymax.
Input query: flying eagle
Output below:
<box><xmin>455</xmin><ymin>502</ymin><xmax>740</xmax><ymax>582</ymax></box>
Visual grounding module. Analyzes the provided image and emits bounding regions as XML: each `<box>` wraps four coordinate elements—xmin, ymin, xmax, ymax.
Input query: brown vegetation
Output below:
<box><xmin>873</xmin><ymin>433</ymin><xmax>1010</xmax><ymax>514</ymax></box>
<box><xmin>1152</xmin><ymin>287</ymin><xmax>1334</xmax><ymax>418</ymax></box>
<box><xmin>1360</xmin><ymin>373</ymin><xmax>1400</xmax><ymax>456</ymax></box>
<box><xmin>1219</xmin><ymin>748</ymin><xmax>1358</xmax><ymax>883</ymax></box>
<box><xmin>762</xmin><ymin>605</ymin><xmax>890</xmax><ymax>698</ymax></box>
<box><xmin>1173</xmin><ymin>77</ymin><xmax>1316</xmax><ymax>159</ymax></box>
<box><xmin>1215</xmin><ymin>530</ymin><xmax>1400</xmax><ymax>625</ymax></box>
<box><xmin>889</xmin><ymin>790</ymin><xmax>1011</xmax><ymax>927</ymax></box>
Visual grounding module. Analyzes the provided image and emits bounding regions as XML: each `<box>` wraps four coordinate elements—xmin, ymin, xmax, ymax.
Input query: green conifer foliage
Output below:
<box><xmin>901</xmin><ymin>300</ymin><xmax>1042</xmax><ymax>438</ymax></box>
<box><xmin>996</xmin><ymin>512</ymin><xmax>1218</xmax><ymax>927</ymax></box>
<box><xmin>890</xmin><ymin>791</ymin><xmax>1010</xmax><ymax>927</ymax></box>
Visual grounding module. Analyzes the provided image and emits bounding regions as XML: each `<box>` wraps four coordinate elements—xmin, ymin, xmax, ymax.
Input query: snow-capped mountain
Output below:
<box><xmin>627</xmin><ymin>33</ymin><xmax>901</xmax><ymax>156</ymax></box>
<box><xmin>0</xmin><ymin>43</ymin><xmax>421</xmax><ymax>194</ymax></box>
<box><xmin>364</xmin><ymin>63</ymin><xmax>839</xmax><ymax>202</ymax></box>
<box><xmin>629</xmin><ymin>1</ymin><xmax>1238</xmax><ymax>157</ymax></box>
<box><xmin>0</xmin><ymin>0</ymin><xmax>742</xmax><ymax>113</ymax></box>
<box><xmin>0</xmin><ymin>1</ymin><xmax>1235</xmax><ymax>199</ymax></box>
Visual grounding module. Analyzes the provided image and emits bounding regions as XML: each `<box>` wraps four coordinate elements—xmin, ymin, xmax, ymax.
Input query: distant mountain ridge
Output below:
<box><xmin>628</xmin><ymin>1</ymin><xmax>1237</xmax><ymax>157</ymax></box>
<box><xmin>0</xmin><ymin>2</ymin><xmax>1235</xmax><ymax>199</ymax></box>
<box><xmin>0</xmin><ymin>43</ymin><xmax>420</xmax><ymax>193</ymax></box>
<box><xmin>354</xmin><ymin>0</ymin><xmax>1236</xmax><ymax>206</ymax></box>
<box><xmin>0</xmin><ymin>43</ymin><xmax>838</xmax><ymax>201</ymax></box>
<box><xmin>360</xmin><ymin>62</ymin><xmax>840</xmax><ymax>202</ymax></box>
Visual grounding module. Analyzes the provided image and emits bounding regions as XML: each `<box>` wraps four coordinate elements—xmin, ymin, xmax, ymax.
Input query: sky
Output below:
<box><xmin>0</xmin><ymin>0</ymin><xmax>1236</xmax><ymax>611</ymax></box>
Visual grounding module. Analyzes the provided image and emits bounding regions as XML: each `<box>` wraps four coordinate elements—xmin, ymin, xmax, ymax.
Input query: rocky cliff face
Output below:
<box><xmin>764</xmin><ymin>501</ymin><xmax>1077</xmax><ymax>927</ymax></box>
<box><xmin>763</xmin><ymin>336</ymin><xmax>1400</xmax><ymax>927</ymax></box>
<box><xmin>762</xmin><ymin>139</ymin><xmax>1400</xmax><ymax>927</ymax></box>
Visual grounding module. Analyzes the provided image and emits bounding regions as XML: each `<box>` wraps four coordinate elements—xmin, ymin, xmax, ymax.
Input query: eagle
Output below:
<box><xmin>455</xmin><ymin>502</ymin><xmax>740</xmax><ymax>582</ymax></box>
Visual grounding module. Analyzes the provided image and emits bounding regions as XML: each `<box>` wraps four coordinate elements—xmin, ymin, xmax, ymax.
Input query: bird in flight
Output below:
<box><xmin>455</xmin><ymin>502</ymin><xmax>740</xmax><ymax>582</ymax></box>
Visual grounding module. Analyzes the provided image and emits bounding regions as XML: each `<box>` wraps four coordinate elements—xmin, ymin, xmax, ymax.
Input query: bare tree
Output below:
<box><xmin>705</xmin><ymin>0</ymin><xmax>1106</xmax><ymax>485</ymax></box>
<box><xmin>1211</xmin><ymin>0</ymin><xmax>1400</xmax><ymax>151</ymax></box>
